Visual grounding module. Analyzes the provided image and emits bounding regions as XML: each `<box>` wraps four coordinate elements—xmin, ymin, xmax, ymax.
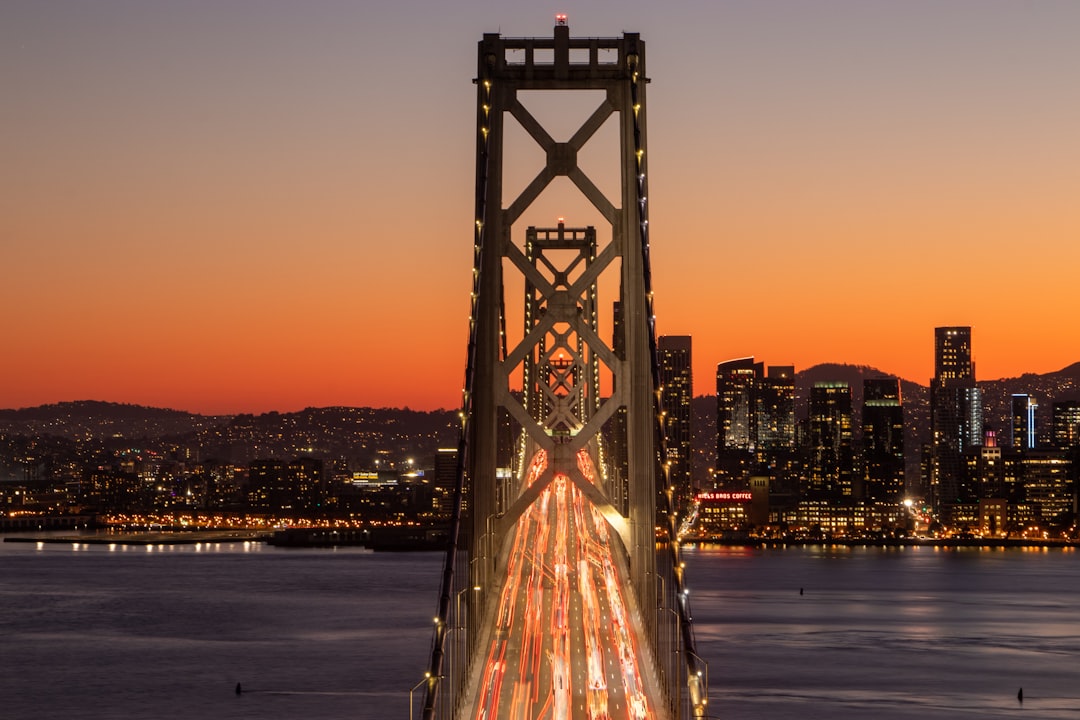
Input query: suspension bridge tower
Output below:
<box><xmin>421</xmin><ymin>18</ymin><xmax>707</xmax><ymax>719</ymax></box>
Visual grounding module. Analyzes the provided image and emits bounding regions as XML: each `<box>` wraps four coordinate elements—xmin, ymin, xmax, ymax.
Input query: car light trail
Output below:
<box><xmin>471</xmin><ymin>451</ymin><xmax>655</xmax><ymax>719</ymax></box>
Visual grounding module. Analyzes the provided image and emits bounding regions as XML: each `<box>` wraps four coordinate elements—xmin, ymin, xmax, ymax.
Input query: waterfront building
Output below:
<box><xmin>715</xmin><ymin>357</ymin><xmax>763</xmax><ymax>489</ymax></box>
<box><xmin>247</xmin><ymin>459</ymin><xmax>286</xmax><ymax>511</ymax></box>
<box><xmin>805</xmin><ymin>382</ymin><xmax>854</xmax><ymax>501</ymax></box>
<box><xmin>1021</xmin><ymin>450</ymin><xmax>1074</xmax><ymax>529</ymax></box>
<box><xmin>756</xmin><ymin>365</ymin><xmax>800</xmax><ymax>502</ymax></box>
<box><xmin>714</xmin><ymin>358</ymin><xmax>797</xmax><ymax>492</ymax></box>
<box><xmin>963</xmin><ymin>430</ymin><xmax>1006</xmax><ymax>504</ymax></box>
<box><xmin>693</xmin><ymin>490</ymin><xmax>752</xmax><ymax>536</ymax></box>
<box><xmin>659</xmin><ymin>335</ymin><xmax>693</xmax><ymax>512</ymax></box>
<box><xmin>862</xmin><ymin>377</ymin><xmax>905</xmax><ymax>506</ymax></box>
<box><xmin>287</xmin><ymin>457</ymin><xmax>326</xmax><ymax>512</ymax></box>
<box><xmin>929</xmin><ymin>326</ymin><xmax>983</xmax><ymax>519</ymax></box>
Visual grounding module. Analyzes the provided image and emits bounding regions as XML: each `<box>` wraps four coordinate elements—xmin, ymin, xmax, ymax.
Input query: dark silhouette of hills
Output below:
<box><xmin>1054</xmin><ymin>361</ymin><xmax>1080</xmax><ymax>380</ymax></box>
<box><xmin>0</xmin><ymin>401</ymin><xmax>227</xmax><ymax>439</ymax></box>
<box><xmin>0</xmin><ymin>401</ymin><xmax>459</xmax><ymax>468</ymax></box>
<box><xmin>3</xmin><ymin>359</ymin><xmax>1077</xmax><ymax>473</ymax></box>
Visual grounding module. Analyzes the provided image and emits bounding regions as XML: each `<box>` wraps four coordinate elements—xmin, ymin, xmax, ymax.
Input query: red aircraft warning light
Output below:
<box><xmin>556</xmin><ymin>14</ymin><xmax>567</xmax><ymax>26</ymax></box>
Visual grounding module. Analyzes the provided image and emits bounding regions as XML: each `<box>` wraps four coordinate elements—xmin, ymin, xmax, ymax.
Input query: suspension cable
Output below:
<box><xmin>420</xmin><ymin>64</ymin><xmax>494</xmax><ymax>720</ymax></box>
<box><xmin>627</xmin><ymin>49</ymin><xmax>709</xmax><ymax>719</ymax></box>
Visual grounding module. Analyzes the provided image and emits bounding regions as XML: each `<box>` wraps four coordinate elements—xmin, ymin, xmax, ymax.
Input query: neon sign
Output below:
<box><xmin>697</xmin><ymin>491</ymin><xmax>752</xmax><ymax>502</ymax></box>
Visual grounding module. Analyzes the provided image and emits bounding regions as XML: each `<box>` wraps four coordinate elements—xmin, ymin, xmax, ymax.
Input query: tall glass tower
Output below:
<box><xmin>930</xmin><ymin>326</ymin><xmax>983</xmax><ymax>516</ymax></box>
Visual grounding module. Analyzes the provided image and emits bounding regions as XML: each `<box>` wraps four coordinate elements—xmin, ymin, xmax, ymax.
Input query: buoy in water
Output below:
<box><xmin>1017</xmin><ymin>687</ymin><xmax>1023</xmax><ymax>703</ymax></box>
<box><xmin>236</xmin><ymin>683</ymin><xmax>243</xmax><ymax>696</ymax></box>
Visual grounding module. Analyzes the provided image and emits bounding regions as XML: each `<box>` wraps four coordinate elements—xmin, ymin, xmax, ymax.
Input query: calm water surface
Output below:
<box><xmin>2</xmin><ymin>539</ymin><xmax>1079</xmax><ymax>719</ymax></box>
<box><xmin>686</xmin><ymin>544</ymin><xmax>1080</xmax><ymax>719</ymax></box>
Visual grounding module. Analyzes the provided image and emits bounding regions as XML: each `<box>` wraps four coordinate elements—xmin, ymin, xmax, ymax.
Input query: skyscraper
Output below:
<box><xmin>433</xmin><ymin>448</ymin><xmax>458</xmax><ymax>519</ymax></box>
<box><xmin>930</xmin><ymin>326</ymin><xmax>983</xmax><ymax>517</ymax></box>
<box><xmin>862</xmin><ymin>378</ymin><xmax>905</xmax><ymax>504</ymax></box>
<box><xmin>935</xmin><ymin>325</ymin><xmax>973</xmax><ymax>381</ymax></box>
<box><xmin>806</xmin><ymin>382</ymin><xmax>854</xmax><ymax>500</ymax></box>
<box><xmin>1052</xmin><ymin>401</ymin><xmax>1080</xmax><ymax>450</ymax></box>
<box><xmin>1011</xmin><ymin>394</ymin><xmax>1038</xmax><ymax>450</ymax></box>
<box><xmin>758</xmin><ymin>365</ymin><xmax>796</xmax><ymax>454</ymax></box>
<box><xmin>658</xmin><ymin>335</ymin><xmax>693</xmax><ymax>512</ymax></box>
<box><xmin>715</xmin><ymin>357</ymin><xmax>763</xmax><ymax>489</ymax></box>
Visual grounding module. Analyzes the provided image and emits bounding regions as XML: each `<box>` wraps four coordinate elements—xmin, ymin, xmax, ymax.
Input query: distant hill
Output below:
<box><xmin>3</xmin><ymin>359</ymin><xmax>1077</xmax><ymax>473</ymax></box>
<box><xmin>0</xmin><ymin>401</ymin><xmax>459</xmax><ymax>468</ymax></box>
<box><xmin>977</xmin><ymin>363</ymin><xmax>1080</xmax><ymax>440</ymax></box>
<box><xmin>1053</xmin><ymin>361</ymin><xmax>1080</xmax><ymax>381</ymax></box>
<box><xmin>0</xmin><ymin>401</ymin><xmax>226</xmax><ymax>439</ymax></box>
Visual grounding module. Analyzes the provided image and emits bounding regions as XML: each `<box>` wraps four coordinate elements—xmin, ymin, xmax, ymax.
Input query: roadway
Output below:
<box><xmin>470</xmin><ymin>450</ymin><xmax>656</xmax><ymax>720</ymax></box>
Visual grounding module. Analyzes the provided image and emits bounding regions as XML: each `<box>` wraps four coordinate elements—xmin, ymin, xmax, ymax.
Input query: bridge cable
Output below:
<box><xmin>420</xmin><ymin>63</ymin><xmax>495</xmax><ymax>720</ymax></box>
<box><xmin>627</xmin><ymin>48</ymin><xmax>709</xmax><ymax>719</ymax></box>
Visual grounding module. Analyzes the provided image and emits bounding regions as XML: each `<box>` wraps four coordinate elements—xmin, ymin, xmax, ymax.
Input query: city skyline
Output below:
<box><xmin>4</xmin><ymin>2</ymin><xmax>1080</xmax><ymax>415</ymax></box>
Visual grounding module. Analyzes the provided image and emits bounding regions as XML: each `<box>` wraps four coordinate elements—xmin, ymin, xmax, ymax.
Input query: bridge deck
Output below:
<box><xmin>461</xmin><ymin>455</ymin><xmax>667</xmax><ymax>719</ymax></box>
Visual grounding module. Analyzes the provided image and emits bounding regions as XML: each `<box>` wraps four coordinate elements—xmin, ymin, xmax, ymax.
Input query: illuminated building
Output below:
<box><xmin>929</xmin><ymin>326</ymin><xmax>983</xmax><ymax>519</ymax></box>
<box><xmin>1052</xmin><ymin>401</ymin><xmax>1080</xmax><ymax>450</ymax></box>
<box><xmin>715</xmin><ymin>357</ymin><xmax>763</xmax><ymax>489</ymax></box>
<box><xmin>957</xmin><ymin>430</ymin><xmax>1011</xmax><ymax>534</ymax></box>
<box><xmin>247</xmin><ymin>459</ymin><xmax>285</xmax><ymax>510</ymax></box>
<box><xmin>963</xmin><ymin>430</ymin><xmax>1006</xmax><ymax>502</ymax></box>
<box><xmin>287</xmin><ymin>457</ymin><xmax>326</xmax><ymax>511</ymax></box>
<box><xmin>658</xmin><ymin>335</ymin><xmax>693</xmax><ymax>512</ymax></box>
<box><xmin>782</xmin><ymin>499</ymin><xmax>862</xmax><ymax>536</ymax></box>
<box><xmin>758</xmin><ymin>365</ymin><xmax>796</xmax><ymax>454</ymax></box>
<box><xmin>1020</xmin><ymin>450</ymin><xmax>1074</xmax><ymax>529</ymax></box>
<box><xmin>1011</xmin><ymin>394</ymin><xmax>1038</xmax><ymax>450</ymax></box>
<box><xmin>862</xmin><ymin>378</ymin><xmax>905</xmax><ymax>506</ymax></box>
<box><xmin>805</xmin><ymin>382</ymin><xmax>854</xmax><ymax>501</ymax></box>
<box><xmin>979</xmin><ymin>498</ymin><xmax>1007</xmax><ymax>537</ymax></box>
<box><xmin>246</xmin><ymin>457</ymin><xmax>325</xmax><ymax>512</ymax></box>
<box><xmin>433</xmin><ymin>448</ymin><xmax>458</xmax><ymax>518</ymax></box>
<box><xmin>693</xmin><ymin>490</ymin><xmax>752</xmax><ymax>535</ymax></box>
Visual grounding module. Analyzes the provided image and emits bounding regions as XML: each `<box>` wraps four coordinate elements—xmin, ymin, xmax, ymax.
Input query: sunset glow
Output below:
<box><xmin>3</xmin><ymin>2</ymin><xmax>1078</xmax><ymax>414</ymax></box>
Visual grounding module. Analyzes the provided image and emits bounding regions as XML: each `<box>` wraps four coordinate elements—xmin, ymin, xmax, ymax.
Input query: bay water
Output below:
<box><xmin>2</xmin><ymin>539</ymin><xmax>1078</xmax><ymax>719</ymax></box>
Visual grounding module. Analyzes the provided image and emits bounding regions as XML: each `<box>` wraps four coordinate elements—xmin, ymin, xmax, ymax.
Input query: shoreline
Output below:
<box><xmin>4</xmin><ymin>529</ymin><xmax>1077</xmax><ymax>551</ymax></box>
<box><xmin>682</xmin><ymin>536</ymin><xmax>1078</xmax><ymax>550</ymax></box>
<box><xmin>3</xmin><ymin>530</ymin><xmax>272</xmax><ymax>546</ymax></box>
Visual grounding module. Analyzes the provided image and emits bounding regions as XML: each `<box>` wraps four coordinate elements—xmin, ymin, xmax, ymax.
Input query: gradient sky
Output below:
<box><xmin>3</xmin><ymin>1</ymin><xmax>1079</xmax><ymax>414</ymax></box>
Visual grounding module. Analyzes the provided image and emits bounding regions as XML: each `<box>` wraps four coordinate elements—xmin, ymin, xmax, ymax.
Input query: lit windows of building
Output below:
<box><xmin>863</xmin><ymin>377</ymin><xmax>905</xmax><ymax>505</ymax></box>
<box><xmin>1011</xmin><ymin>394</ymin><xmax>1038</xmax><ymax>450</ymax></box>
<box><xmin>659</xmin><ymin>335</ymin><xmax>693</xmax><ymax>513</ymax></box>
<box><xmin>805</xmin><ymin>382</ymin><xmax>854</xmax><ymax>501</ymax></box>
<box><xmin>929</xmin><ymin>326</ymin><xmax>983</xmax><ymax>520</ymax></box>
<box><xmin>1052</xmin><ymin>401</ymin><xmax>1080</xmax><ymax>450</ymax></box>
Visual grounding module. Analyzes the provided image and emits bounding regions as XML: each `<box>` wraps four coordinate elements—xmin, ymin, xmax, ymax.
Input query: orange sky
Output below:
<box><xmin>3</xmin><ymin>2</ymin><xmax>1079</xmax><ymax>414</ymax></box>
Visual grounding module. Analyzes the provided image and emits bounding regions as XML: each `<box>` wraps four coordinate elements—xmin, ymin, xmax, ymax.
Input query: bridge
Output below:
<box><xmin>417</xmin><ymin>21</ymin><xmax>708</xmax><ymax>720</ymax></box>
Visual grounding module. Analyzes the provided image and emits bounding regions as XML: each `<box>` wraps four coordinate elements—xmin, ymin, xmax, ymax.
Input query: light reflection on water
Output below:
<box><xmin>0</xmin><ymin>542</ymin><xmax>441</xmax><ymax>720</ymax></box>
<box><xmin>684</xmin><ymin>544</ymin><xmax>1080</xmax><ymax>720</ymax></box>
<box><xmin>2</xmin><ymin>541</ymin><xmax>1079</xmax><ymax>719</ymax></box>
